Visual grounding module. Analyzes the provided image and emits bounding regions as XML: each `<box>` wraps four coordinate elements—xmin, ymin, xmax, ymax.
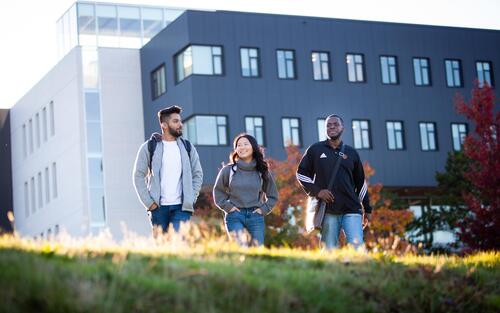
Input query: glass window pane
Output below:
<box><xmin>347</xmin><ymin>55</ymin><xmax>355</xmax><ymax>82</ymax></box>
<box><xmin>88</xmin><ymin>157</ymin><xmax>103</xmax><ymax>188</ymax></box>
<box><xmin>87</xmin><ymin>122</ymin><xmax>102</xmax><ymax>153</ymax></box>
<box><xmin>356</xmin><ymin>64</ymin><xmax>364</xmax><ymax>81</ymax></box>
<box><xmin>254</xmin><ymin>117</ymin><xmax>262</xmax><ymax>126</ymax></box>
<box><xmin>213</xmin><ymin>56</ymin><xmax>222</xmax><ymax>75</ymax></box>
<box><xmin>85</xmin><ymin>92</ymin><xmax>101</xmax><ymax>121</ymax></box>
<box><xmin>317</xmin><ymin>119</ymin><xmax>326</xmax><ymax>141</ymax></box>
<box><xmin>277</xmin><ymin>51</ymin><xmax>286</xmax><ymax>78</ymax></box>
<box><xmin>96</xmin><ymin>5</ymin><xmax>117</xmax><ymax>36</ymax></box>
<box><xmin>218</xmin><ymin>126</ymin><xmax>226</xmax><ymax>144</ymax></box>
<box><xmin>118</xmin><ymin>6</ymin><xmax>140</xmax><ymax>37</ymax></box>
<box><xmin>292</xmin><ymin>129</ymin><xmax>300</xmax><ymax>145</ymax></box>
<box><xmin>78</xmin><ymin>3</ymin><xmax>96</xmax><ymax>35</ymax></box>
<box><xmin>89</xmin><ymin>187</ymin><xmax>105</xmax><ymax>223</ymax></box>
<box><xmin>192</xmin><ymin>46</ymin><xmax>213</xmax><ymax>74</ymax></box>
<box><xmin>142</xmin><ymin>8</ymin><xmax>163</xmax><ymax>39</ymax></box>
<box><xmin>286</xmin><ymin>60</ymin><xmax>294</xmax><ymax>78</ymax></box>
<box><xmin>290</xmin><ymin>118</ymin><xmax>298</xmax><ymax>127</ymax></box>
<box><xmin>196</xmin><ymin>116</ymin><xmax>217</xmax><ymax>145</ymax></box>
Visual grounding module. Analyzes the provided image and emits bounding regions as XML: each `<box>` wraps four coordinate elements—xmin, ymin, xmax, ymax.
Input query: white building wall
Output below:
<box><xmin>98</xmin><ymin>48</ymin><xmax>150</xmax><ymax>238</ymax></box>
<box><xmin>11</xmin><ymin>47</ymin><xmax>151</xmax><ymax>239</ymax></box>
<box><xmin>11</xmin><ymin>48</ymin><xmax>88</xmax><ymax>238</ymax></box>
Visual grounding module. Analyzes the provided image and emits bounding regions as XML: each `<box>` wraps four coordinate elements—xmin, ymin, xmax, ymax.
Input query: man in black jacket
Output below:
<box><xmin>296</xmin><ymin>114</ymin><xmax>372</xmax><ymax>249</ymax></box>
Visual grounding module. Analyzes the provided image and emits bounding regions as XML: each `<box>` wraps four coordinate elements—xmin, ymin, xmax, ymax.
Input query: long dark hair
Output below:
<box><xmin>230</xmin><ymin>133</ymin><xmax>269</xmax><ymax>187</ymax></box>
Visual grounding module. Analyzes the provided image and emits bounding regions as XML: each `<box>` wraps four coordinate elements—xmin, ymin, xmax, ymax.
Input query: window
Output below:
<box><xmin>413</xmin><ymin>57</ymin><xmax>431</xmax><ymax>86</ymax></box>
<box><xmin>22</xmin><ymin>124</ymin><xmax>27</xmax><ymax>158</ymax></box>
<box><xmin>445</xmin><ymin>59</ymin><xmax>462</xmax><ymax>87</ymax></box>
<box><xmin>35</xmin><ymin>113</ymin><xmax>41</xmax><ymax>149</ymax></box>
<box><xmin>346</xmin><ymin>53</ymin><xmax>365</xmax><ymax>82</ymax></box>
<box><xmin>45</xmin><ymin>167</ymin><xmax>50</xmax><ymax>204</ymax></box>
<box><xmin>352</xmin><ymin>120</ymin><xmax>371</xmax><ymax>149</ymax></box>
<box><xmin>419</xmin><ymin>122</ymin><xmax>438</xmax><ymax>151</ymax></box>
<box><xmin>277</xmin><ymin>50</ymin><xmax>295</xmax><ymax>79</ymax></box>
<box><xmin>85</xmin><ymin>92</ymin><xmax>102</xmax><ymax>154</ymax></box>
<box><xmin>184</xmin><ymin>115</ymin><xmax>227</xmax><ymax>146</ymax></box>
<box><xmin>245</xmin><ymin>116</ymin><xmax>265</xmax><ymax>146</ymax></box>
<box><xmin>240</xmin><ymin>48</ymin><xmax>259</xmax><ymax>77</ymax></box>
<box><xmin>49</xmin><ymin>101</ymin><xmax>55</xmax><ymax>136</ymax></box>
<box><xmin>380</xmin><ymin>56</ymin><xmax>398</xmax><ymax>84</ymax></box>
<box><xmin>37</xmin><ymin>172</ymin><xmax>43</xmax><ymax>209</ymax></box>
<box><xmin>312</xmin><ymin>52</ymin><xmax>330</xmax><ymax>81</ymax></box>
<box><xmin>142</xmin><ymin>8</ymin><xmax>163</xmax><ymax>40</ymax></box>
<box><xmin>30</xmin><ymin>177</ymin><xmax>36</xmax><ymax>214</ymax></box>
<box><xmin>52</xmin><ymin>162</ymin><xmax>58</xmax><ymax>198</ymax></box>
<box><xmin>281</xmin><ymin>117</ymin><xmax>301</xmax><ymax>146</ymax></box>
<box><xmin>476</xmin><ymin>61</ymin><xmax>494</xmax><ymax>87</ymax></box>
<box><xmin>386</xmin><ymin>121</ymin><xmax>405</xmax><ymax>150</ymax></box>
<box><xmin>42</xmin><ymin>107</ymin><xmax>48</xmax><ymax>142</ymax></box>
<box><xmin>24</xmin><ymin>181</ymin><xmax>29</xmax><ymax>217</ymax></box>
<box><xmin>175</xmin><ymin>45</ymin><xmax>223</xmax><ymax>82</ymax></box>
<box><xmin>317</xmin><ymin>119</ymin><xmax>327</xmax><ymax>141</ymax></box>
<box><xmin>451</xmin><ymin>123</ymin><xmax>468</xmax><ymax>151</ymax></box>
<box><xmin>28</xmin><ymin>119</ymin><xmax>34</xmax><ymax>154</ymax></box>
<box><xmin>151</xmin><ymin>64</ymin><xmax>166</xmax><ymax>99</ymax></box>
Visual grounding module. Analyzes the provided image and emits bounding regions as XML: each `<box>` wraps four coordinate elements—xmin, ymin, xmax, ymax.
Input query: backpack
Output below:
<box><xmin>147</xmin><ymin>132</ymin><xmax>191</xmax><ymax>171</ymax></box>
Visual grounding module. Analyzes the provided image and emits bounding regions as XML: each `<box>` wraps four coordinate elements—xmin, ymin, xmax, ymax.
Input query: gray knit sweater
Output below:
<box><xmin>213</xmin><ymin>160</ymin><xmax>278</xmax><ymax>215</ymax></box>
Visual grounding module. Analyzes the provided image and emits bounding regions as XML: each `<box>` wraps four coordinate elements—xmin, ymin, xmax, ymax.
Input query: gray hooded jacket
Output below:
<box><xmin>133</xmin><ymin>136</ymin><xmax>203</xmax><ymax>212</ymax></box>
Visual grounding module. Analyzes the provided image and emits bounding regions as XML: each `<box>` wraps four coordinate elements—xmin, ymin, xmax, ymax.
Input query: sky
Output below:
<box><xmin>0</xmin><ymin>0</ymin><xmax>499</xmax><ymax>109</ymax></box>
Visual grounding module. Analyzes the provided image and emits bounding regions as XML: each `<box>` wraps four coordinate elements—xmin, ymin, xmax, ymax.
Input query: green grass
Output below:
<box><xmin>1</xmin><ymin>235</ymin><xmax>499</xmax><ymax>313</ymax></box>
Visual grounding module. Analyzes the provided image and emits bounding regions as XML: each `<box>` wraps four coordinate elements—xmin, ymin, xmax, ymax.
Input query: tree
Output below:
<box><xmin>266</xmin><ymin>145</ymin><xmax>319</xmax><ymax>248</ymax></box>
<box><xmin>454</xmin><ymin>82</ymin><xmax>500</xmax><ymax>251</ymax></box>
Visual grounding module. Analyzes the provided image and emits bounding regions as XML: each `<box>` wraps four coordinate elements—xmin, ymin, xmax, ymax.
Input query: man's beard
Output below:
<box><xmin>168</xmin><ymin>126</ymin><xmax>182</xmax><ymax>138</ymax></box>
<box><xmin>327</xmin><ymin>130</ymin><xmax>343</xmax><ymax>140</ymax></box>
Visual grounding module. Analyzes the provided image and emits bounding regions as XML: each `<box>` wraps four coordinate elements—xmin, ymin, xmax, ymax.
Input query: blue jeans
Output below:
<box><xmin>321</xmin><ymin>213</ymin><xmax>364</xmax><ymax>250</ymax></box>
<box><xmin>150</xmin><ymin>204</ymin><xmax>192</xmax><ymax>233</ymax></box>
<box><xmin>224</xmin><ymin>208</ymin><xmax>265</xmax><ymax>246</ymax></box>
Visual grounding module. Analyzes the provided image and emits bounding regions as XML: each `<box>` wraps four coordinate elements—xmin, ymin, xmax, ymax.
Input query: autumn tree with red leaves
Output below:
<box><xmin>454</xmin><ymin>82</ymin><xmax>500</xmax><ymax>251</ymax></box>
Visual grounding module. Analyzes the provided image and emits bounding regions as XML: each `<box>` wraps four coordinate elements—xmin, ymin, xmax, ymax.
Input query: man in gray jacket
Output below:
<box><xmin>133</xmin><ymin>105</ymin><xmax>203</xmax><ymax>235</ymax></box>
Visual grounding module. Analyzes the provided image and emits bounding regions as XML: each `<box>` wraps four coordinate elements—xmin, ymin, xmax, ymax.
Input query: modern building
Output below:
<box><xmin>10</xmin><ymin>1</ymin><xmax>187</xmax><ymax>239</ymax></box>
<box><xmin>139</xmin><ymin>10</ymin><xmax>499</xmax><ymax>244</ymax></box>
<box><xmin>0</xmin><ymin>109</ymin><xmax>13</xmax><ymax>233</ymax></box>
<box><xmin>9</xmin><ymin>2</ymin><xmax>500</xmax><ymax>244</ymax></box>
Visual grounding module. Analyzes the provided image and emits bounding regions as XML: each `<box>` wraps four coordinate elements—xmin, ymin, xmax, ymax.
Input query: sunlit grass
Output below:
<box><xmin>1</xmin><ymin>223</ymin><xmax>498</xmax><ymax>268</ymax></box>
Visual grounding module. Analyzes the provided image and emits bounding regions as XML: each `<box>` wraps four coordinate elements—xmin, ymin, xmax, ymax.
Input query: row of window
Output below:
<box><xmin>24</xmin><ymin>163</ymin><xmax>58</xmax><ymax>218</ymax></box>
<box><xmin>183</xmin><ymin>114</ymin><xmax>468</xmax><ymax>152</ymax></box>
<box><xmin>151</xmin><ymin>44</ymin><xmax>495</xmax><ymax>99</ymax></box>
<box><xmin>22</xmin><ymin>101</ymin><xmax>55</xmax><ymax>158</ymax></box>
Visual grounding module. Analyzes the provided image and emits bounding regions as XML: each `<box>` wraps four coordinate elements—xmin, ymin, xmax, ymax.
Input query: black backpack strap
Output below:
<box><xmin>180</xmin><ymin>137</ymin><xmax>192</xmax><ymax>159</ymax></box>
<box><xmin>147</xmin><ymin>133</ymin><xmax>162</xmax><ymax>171</ymax></box>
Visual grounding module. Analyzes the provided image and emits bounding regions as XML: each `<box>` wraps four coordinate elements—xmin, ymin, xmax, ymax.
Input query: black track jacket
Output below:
<box><xmin>296</xmin><ymin>140</ymin><xmax>372</xmax><ymax>215</ymax></box>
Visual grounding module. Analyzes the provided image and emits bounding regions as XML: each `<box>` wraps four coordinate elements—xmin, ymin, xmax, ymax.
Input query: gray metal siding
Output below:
<box><xmin>140</xmin><ymin>10</ymin><xmax>500</xmax><ymax>186</ymax></box>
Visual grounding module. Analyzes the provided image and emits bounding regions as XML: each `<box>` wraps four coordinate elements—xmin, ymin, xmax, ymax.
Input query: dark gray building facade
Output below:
<box><xmin>140</xmin><ymin>10</ymin><xmax>499</xmax><ymax>193</ymax></box>
<box><xmin>0</xmin><ymin>109</ymin><xmax>13</xmax><ymax>232</ymax></box>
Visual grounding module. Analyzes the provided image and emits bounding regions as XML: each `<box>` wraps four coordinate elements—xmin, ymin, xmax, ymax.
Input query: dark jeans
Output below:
<box><xmin>224</xmin><ymin>207</ymin><xmax>265</xmax><ymax>246</ymax></box>
<box><xmin>150</xmin><ymin>204</ymin><xmax>192</xmax><ymax>233</ymax></box>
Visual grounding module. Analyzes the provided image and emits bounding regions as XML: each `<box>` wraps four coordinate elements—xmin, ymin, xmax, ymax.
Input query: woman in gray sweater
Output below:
<box><xmin>213</xmin><ymin>134</ymin><xmax>278</xmax><ymax>246</ymax></box>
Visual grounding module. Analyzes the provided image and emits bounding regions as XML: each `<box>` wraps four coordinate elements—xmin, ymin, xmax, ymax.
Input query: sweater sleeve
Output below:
<box><xmin>212</xmin><ymin>166</ymin><xmax>234</xmax><ymax>213</ymax></box>
<box><xmin>260</xmin><ymin>172</ymin><xmax>279</xmax><ymax>215</ymax></box>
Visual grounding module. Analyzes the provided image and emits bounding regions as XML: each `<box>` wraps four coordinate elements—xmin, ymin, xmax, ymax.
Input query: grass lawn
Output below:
<box><xmin>1</xmin><ymin>234</ymin><xmax>499</xmax><ymax>313</ymax></box>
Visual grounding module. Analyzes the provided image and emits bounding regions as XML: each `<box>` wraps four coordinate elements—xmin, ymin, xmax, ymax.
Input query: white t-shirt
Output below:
<box><xmin>160</xmin><ymin>140</ymin><xmax>182</xmax><ymax>205</ymax></box>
